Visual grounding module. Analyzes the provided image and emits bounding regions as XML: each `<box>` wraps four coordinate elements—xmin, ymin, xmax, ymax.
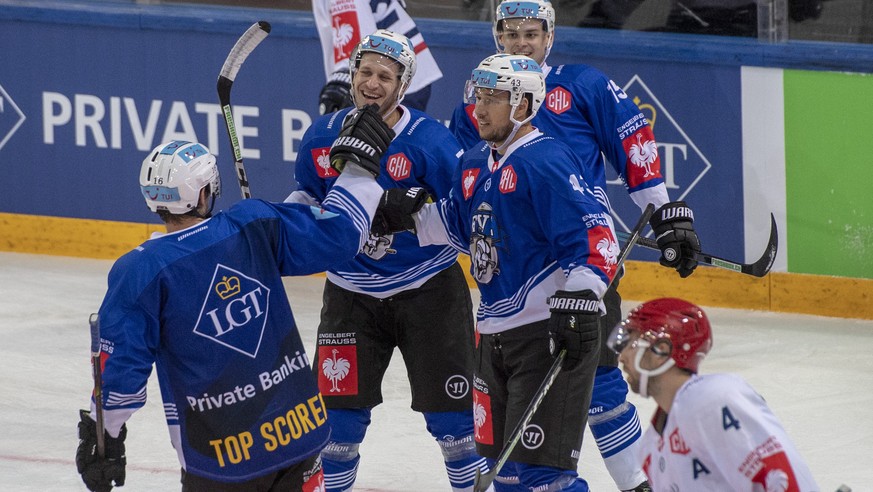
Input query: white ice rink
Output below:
<box><xmin>1</xmin><ymin>251</ymin><xmax>870</xmax><ymax>491</ymax></box>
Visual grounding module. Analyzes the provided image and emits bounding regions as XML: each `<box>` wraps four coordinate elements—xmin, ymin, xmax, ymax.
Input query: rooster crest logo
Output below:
<box><xmin>473</xmin><ymin>402</ymin><xmax>487</xmax><ymax>438</ymax></box>
<box><xmin>464</xmin><ymin>171</ymin><xmax>476</xmax><ymax>194</ymax></box>
<box><xmin>322</xmin><ymin>349</ymin><xmax>351</xmax><ymax>393</ymax></box>
<box><xmin>596</xmin><ymin>237</ymin><xmax>620</xmax><ymax>272</ymax></box>
<box><xmin>629</xmin><ymin>133</ymin><xmax>658</xmax><ymax>177</ymax></box>
<box><xmin>316</xmin><ymin>149</ymin><xmax>331</xmax><ymax>175</ymax></box>
<box><xmin>763</xmin><ymin>469</ymin><xmax>789</xmax><ymax>492</ymax></box>
<box><xmin>332</xmin><ymin>18</ymin><xmax>355</xmax><ymax>52</ymax></box>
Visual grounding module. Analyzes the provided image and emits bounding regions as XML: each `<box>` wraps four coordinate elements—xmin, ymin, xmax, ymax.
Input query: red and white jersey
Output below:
<box><xmin>312</xmin><ymin>0</ymin><xmax>442</xmax><ymax>93</ymax></box>
<box><xmin>640</xmin><ymin>373</ymin><xmax>818</xmax><ymax>491</ymax></box>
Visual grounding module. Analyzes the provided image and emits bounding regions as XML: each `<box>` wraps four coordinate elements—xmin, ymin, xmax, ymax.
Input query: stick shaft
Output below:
<box><xmin>618</xmin><ymin>212</ymin><xmax>778</xmax><ymax>277</ymax></box>
<box><xmin>89</xmin><ymin>313</ymin><xmax>105</xmax><ymax>458</ymax></box>
<box><xmin>217</xmin><ymin>21</ymin><xmax>271</xmax><ymax>200</ymax></box>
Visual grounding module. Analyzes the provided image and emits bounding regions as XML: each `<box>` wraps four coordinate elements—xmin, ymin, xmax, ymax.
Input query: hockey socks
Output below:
<box><xmin>321</xmin><ymin>408</ymin><xmax>370</xmax><ymax>492</ymax></box>
<box><xmin>588</xmin><ymin>366</ymin><xmax>646</xmax><ymax>490</ymax></box>
<box><xmin>424</xmin><ymin>411</ymin><xmax>489</xmax><ymax>491</ymax></box>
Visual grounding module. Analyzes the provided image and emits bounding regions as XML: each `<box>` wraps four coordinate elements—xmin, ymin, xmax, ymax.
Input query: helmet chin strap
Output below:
<box><xmin>488</xmin><ymin>120</ymin><xmax>523</xmax><ymax>154</ymax></box>
<box><xmin>488</xmin><ymin>104</ymin><xmax>534</xmax><ymax>154</ymax></box>
<box><xmin>633</xmin><ymin>341</ymin><xmax>675</xmax><ymax>398</ymax></box>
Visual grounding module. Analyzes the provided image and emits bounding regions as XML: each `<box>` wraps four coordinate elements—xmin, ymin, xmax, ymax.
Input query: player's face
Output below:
<box><xmin>498</xmin><ymin>18</ymin><xmax>551</xmax><ymax>65</ymax></box>
<box><xmin>473</xmin><ymin>88</ymin><xmax>514</xmax><ymax>145</ymax></box>
<box><xmin>617</xmin><ymin>333</ymin><xmax>659</xmax><ymax>396</ymax></box>
<box><xmin>353</xmin><ymin>53</ymin><xmax>402</xmax><ymax>116</ymax></box>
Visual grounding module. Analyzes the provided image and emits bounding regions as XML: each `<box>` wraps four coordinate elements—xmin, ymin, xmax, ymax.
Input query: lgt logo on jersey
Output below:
<box><xmin>546</xmin><ymin>86</ymin><xmax>572</xmax><ymax>115</ymax></box>
<box><xmin>311</xmin><ymin>147</ymin><xmax>338</xmax><ymax>179</ymax></box>
<box><xmin>386</xmin><ymin>153</ymin><xmax>411</xmax><ymax>180</ymax></box>
<box><xmin>194</xmin><ymin>264</ymin><xmax>270</xmax><ymax>358</ymax></box>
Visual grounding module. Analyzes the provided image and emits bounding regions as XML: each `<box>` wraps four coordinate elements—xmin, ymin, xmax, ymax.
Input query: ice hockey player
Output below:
<box><xmin>75</xmin><ymin>111</ymin><xmax>390</xmax><ymax>491</ymax></box>
<box><xmin>608</xmin><ymin>298</ymin><xmax>819</xmax><ymax>490</ymax></box>
<box><xmin>449</xmin><ymin>2</ymin><xmax>701</xmax><ymax>490</ymax></box>
<box><xmin>286</xmin><ymin>30</ymin><xmax>486</xmax><ymax>491</ymax></box>
<box><xmin>377</xmin><ymin>53</ymin><xmax>619</xmax><ymax>491</ymax></box>
<box><xmin>312</xmin><ymin>0</ymin><xmax>442</xmax><ymax>114</ymax></box>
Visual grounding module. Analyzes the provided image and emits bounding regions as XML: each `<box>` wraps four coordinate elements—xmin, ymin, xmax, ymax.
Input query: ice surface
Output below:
<box><xmin>1</xmin><ymin>252</ymin><xmax>869</xmax><ymax>491</ymax></box>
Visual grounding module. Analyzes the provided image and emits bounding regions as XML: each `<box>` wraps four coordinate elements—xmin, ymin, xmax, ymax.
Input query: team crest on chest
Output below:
<box><xmin>499</xmin><ymin>165</ymin><xmax>517</xmax><ymax>193</ymax></box>
<box><xmin>386</xmin><ymin>153</ymin><xmax>411</xmax><ymax>180</ymax></box>
<box><xmin>462</xmin><ymin>168</ymin><xmax>480</xmax><ymax>200</ymax></box>
<box><xmin>311</xmin><ymin>147</ymin><xmax>338</xmax><ymax>178</ymax></box>
<box><xmin>669</xmin><ymin>427</ymin><xmax>690</xmax><ymax>455</ymax></box>
<box><xmin>546</xmin><ymin>86</ymin><xmax>572</xmax><ymax>115</ymax></box>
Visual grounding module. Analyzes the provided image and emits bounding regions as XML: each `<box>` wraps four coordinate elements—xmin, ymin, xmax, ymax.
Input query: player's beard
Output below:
<box><xmin>479</xmin><ymin>119</ymin><xmax>514</xmax><ymax>147</ymax></box>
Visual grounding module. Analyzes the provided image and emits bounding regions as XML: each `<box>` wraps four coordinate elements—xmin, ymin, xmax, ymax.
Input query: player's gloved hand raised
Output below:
<box><xmin>76</xmin><ymin>409</ymin><xmax>126</xmax><ymax>491</ymax></box>
<box><xmin>649</xmin><ymin>201</ymin><xmax>701</xmax><ymax>278</ymax></box>
<box><xmin>372</xmin><ymin>187</ymin><xmax>430</xmax><ymax>236</ymax></box>
<box><xmin>318</xmin><ymin>69</ymin><xmax>353</xmax><ymax>115</ymax></box>
<box><xmin>330</xmin><ymin>104</ymin><xmax>394</xmax><ymax>178</ymax></box>
<box><xmin>547</xmin><ymin>290</ymin><xmax>601</xmax><ymax>369</ymax></box>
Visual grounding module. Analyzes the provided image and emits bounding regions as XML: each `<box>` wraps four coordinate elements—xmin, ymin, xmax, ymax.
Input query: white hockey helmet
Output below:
<box><xmin>493</xmin><ymin>0</ymin><xmax>556</xmax><ymax>61</ymax></box>
<box><xmin>350</xmin><ymin>29</ymin><xmax>417</xmax><ymax>101</ymax></box>
<box><xmin>466</xmin><ymin>54</ymin><xmax>546</xmax><ymax>123</ymax></box>
<box><xmin>140</xmin><ymin>141</ymin><xmax>221</xmax><ymax>214</ymax></box>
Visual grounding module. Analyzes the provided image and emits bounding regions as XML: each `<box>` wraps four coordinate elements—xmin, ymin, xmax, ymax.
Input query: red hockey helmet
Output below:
<box><xmin>610</xmin><ymin>298</ymin><xmax>712</xmax><ymax>373</ymax></box>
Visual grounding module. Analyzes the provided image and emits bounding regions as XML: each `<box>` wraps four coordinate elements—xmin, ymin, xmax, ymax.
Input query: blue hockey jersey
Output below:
<box><xmin>419</xmin><ymin>130</ymin><xmax>619</xmax><ymax>334</ymax></box>
<box><xmin>449</xmin><ymin>63</ymin><xmax>669</xmax><ymax>212</ymax></box>
<box><xmin>93</xmin><ymin>174</ymin><xmax>379</xmax><ymax>482</ymax></box>
<box><xmin>292</xmin><ymin>105</ymin><xmax>463</xmax><ymax>297</ymax></box>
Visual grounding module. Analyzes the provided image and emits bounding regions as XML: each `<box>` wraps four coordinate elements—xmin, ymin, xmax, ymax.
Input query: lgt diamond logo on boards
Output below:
<box><xmin>194</xmin><ymin>264</ymin><xmax>270</xmax><ymax>358</ymax></box>
<box><xmin>0</xmin><ymin>83</ymin><xmax>26</xmax><ymax>154</ymax></box>
<box><xmin>611</xmin><ymin>75</ymin><xmax>713</xmax><ymax>235</ymax></box>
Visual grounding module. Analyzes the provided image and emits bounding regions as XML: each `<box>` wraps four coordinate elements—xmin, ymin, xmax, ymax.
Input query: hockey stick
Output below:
<box><xmin>616</xmin><ymin>213</ymin><xmax>778</xmax><ymax>278</ymax></box>
<box><xmin>217</xmin><ymin>21</ymin><xmax>271</xmax><ymax>199</ymax></box>
<box><xmin>89</xmin><ymin>313</ymin><xmax>106</xmax><ymax>458</ymax></box>
<box><xmin>473</xmin><ymin>203</ymin><xmax>655</xmax><ymax>492</ymax></box>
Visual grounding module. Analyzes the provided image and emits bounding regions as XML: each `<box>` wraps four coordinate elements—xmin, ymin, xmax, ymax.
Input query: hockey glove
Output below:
<box><xmin>548</xmin><ymin>290</ymin><xmax>601</xmax><ymax>370</ymax></box>
<box><xmin>329</xmin><ymin>104</ymin><xmax>394</xmax><ymax>177</ymax></box>
<box><xmin>76</xmin><ymin>409</ymin><xmax>126</xmax><ymax>492</ymax></box>
<box><xmin>318</xmin><ymin>69</ymin><xmax>353</xmax><ymax>115</ymax></box>
<box><xmin>372</xmin><ymin>187</ymin><xmax>431</xmax><ymax>236</ymax></box>
<box><xmin>649</xmin><ymin>201</ymin><xmax>701</xmax><ymax>278</ymax></box>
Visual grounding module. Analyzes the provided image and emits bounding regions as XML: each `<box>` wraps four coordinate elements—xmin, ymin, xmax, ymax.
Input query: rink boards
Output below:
<box><xmin>0</xmin><ymin>0</ymin><xmax>871</xmax><ymax>317</ymax></box>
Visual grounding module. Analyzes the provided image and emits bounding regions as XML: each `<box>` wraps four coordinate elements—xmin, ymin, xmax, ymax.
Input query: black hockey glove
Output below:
<box><xmin>76</xmin><ymin>409</ymin><xmax>126</xmax><ymax>492</ymax></box>
<box><xmin>649</xmin><ymin>201</ymin><xmax>701</xmax><ymax>278</ymax></box>
<box><xmin>329</xmin><ymin>104</ymin><xmax>394</xmax><ymax>177</ymax></box>
<box><xmin>371</xmin><ymin>187</ymin><xmax>430</xmax><ymax>236</ymax></box>
<box><xmin>548</xmin><ymin>290</ymin><xmax>601</xmax><ymax>370</ymax></box>
<box><xmin>318</xmin><ymin>69</ymin><xmax>353</xmax><ymax>115</ymax></box>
